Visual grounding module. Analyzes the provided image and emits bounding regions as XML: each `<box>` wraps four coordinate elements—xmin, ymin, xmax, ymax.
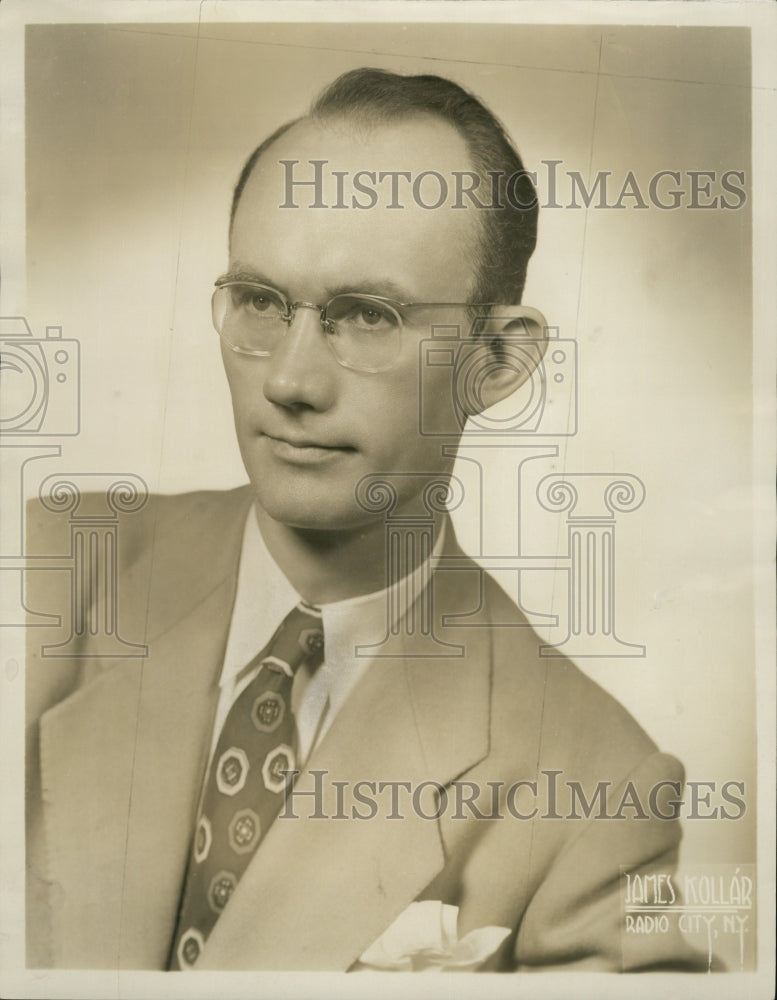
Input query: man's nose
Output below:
<box><xmin>262</xmin><ymin>305</ymin><xmax>338</xmax><ymax>410</ymax></box>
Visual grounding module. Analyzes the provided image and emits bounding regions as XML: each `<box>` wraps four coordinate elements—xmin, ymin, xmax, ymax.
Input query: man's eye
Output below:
<box><xmin>358</xmin><ymin>306</ymin><xmax>388</xmax><ymax>327</ymax></box>
<box><xmin>334</xmin><ymin>298</ymin><xmax>398</xmax><ymax>333</ymax></box>
<box><xmin>232</xmin><ymin>286</ymin><xmax>283</xmax><ymax>316</ymax></box>
<box><xmin>250</xmin><ymin>296</ymin><xmax>275</xmax><ymax>314</ymax></box>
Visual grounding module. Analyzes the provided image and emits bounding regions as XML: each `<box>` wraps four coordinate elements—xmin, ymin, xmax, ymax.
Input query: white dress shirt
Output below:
<box><xmin>210</xmin><ymin>506</ymin><xmax>445</xmax><ymax>767</ymax></box>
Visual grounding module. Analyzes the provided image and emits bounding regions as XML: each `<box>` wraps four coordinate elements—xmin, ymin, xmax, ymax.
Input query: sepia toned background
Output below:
<box><xmin>17</xmin><ymin>18</ymin><xmax>755</xmax><ymax>917</ymax></box>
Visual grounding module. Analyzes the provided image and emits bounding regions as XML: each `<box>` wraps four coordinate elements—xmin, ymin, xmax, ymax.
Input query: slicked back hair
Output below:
<box><xmin>230</xmin><ymin>68</ymin><xmax>539</xmax><ymax>305</ymax></box>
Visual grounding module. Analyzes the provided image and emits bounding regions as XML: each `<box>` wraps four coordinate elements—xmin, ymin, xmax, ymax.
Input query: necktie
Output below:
<box><xmin>169</xmin><ymin>601</ymin><xmax>324</xmax><ymax>970</ymax></box>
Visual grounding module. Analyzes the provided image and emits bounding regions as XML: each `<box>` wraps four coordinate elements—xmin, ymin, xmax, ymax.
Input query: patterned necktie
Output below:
<box><xmin>169</xmin><ymin>601</ymin><xmax>324</xmax><ymax>970</ymax></box>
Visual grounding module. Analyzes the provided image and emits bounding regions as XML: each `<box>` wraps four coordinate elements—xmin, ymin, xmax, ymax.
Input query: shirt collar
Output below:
<box><xmin>219</xmin><ymin>504</ymin><xmax>446</xmax><ymax>690</ymax></box>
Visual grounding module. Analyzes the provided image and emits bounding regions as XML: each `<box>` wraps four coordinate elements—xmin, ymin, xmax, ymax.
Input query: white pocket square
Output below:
<box><xmin>356</xmin><ymin>901</ymin><xmax>511</xmax><ymax>972</ymax></box>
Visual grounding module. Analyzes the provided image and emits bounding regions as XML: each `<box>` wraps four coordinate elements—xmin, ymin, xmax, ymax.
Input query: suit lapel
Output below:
<box><xmin>39</xmin><ymin>487</ymin><xmax>254</xmax><ymax>968</ymax></box>
<box><xmin>40</xmin><ymin>494</ymin><xmax>495</xmax><ymax>971</ymax></box>
<box><xmin>197</xmin><ymin>544</ymin><xmax>494</xmax><ymax>971</ymax></box>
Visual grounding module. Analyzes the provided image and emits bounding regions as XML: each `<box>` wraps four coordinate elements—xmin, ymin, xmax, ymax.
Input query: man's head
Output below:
<box><xmin>231</xmin><ymin>68</ymin><xmax>538</xmax><ymax>305</ymax></box>
<box><xmin>218</xmin><ymin>69</ymin><xmax>544</xmax><ymax>533</ymax></box>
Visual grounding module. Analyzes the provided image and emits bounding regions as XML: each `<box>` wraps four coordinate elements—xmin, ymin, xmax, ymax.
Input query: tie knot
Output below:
<box><xmin>262</xmin><ymin>601</ymin><xmax>324</xmax><ymax>677</ymax></box>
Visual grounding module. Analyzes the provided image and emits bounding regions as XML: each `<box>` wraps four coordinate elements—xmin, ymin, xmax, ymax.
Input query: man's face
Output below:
<box><xmin>223</xmin><ymin>115</ymin><xmax>481</xmax><ymax>532</ymax></box>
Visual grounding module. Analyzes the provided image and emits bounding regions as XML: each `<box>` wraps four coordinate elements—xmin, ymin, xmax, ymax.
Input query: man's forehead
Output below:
<box><xmin>244</xmin><ymin>113</ymin><xmax>476</xmax><ymax>195</ymax></box>
<box><xmin>230</xmin><ymin>114</ymin><xmax>481</xmax><ymax>302</ymax></box>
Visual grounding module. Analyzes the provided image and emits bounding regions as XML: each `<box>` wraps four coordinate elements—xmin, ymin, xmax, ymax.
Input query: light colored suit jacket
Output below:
<box><xmin>25</xmin><ymin>486</ymin><xmax>705</xmax><ymax>971</ymax></box>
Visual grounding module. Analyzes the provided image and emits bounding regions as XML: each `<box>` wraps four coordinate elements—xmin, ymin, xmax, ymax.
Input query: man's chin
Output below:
<box><xmin>251</xmin><ymin>489</ymin><xmax>376</xmax><ymax>535</ymax></box>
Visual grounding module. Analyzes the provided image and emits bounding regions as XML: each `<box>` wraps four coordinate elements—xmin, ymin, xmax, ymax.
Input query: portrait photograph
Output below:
<box><xmin>0</xmin><ymin>2</ymin><xmax>774</xmax><ymax>999</ymax></box>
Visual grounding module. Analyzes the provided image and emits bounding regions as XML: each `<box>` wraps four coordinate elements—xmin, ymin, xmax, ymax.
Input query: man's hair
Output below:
<box><xmin>230</xmin><ymin>68</ymin><xmax>539</xmax><ymax>304</ymax></box>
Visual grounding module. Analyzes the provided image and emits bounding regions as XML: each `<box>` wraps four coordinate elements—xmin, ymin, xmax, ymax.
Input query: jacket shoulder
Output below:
<box><xmin>481</xmin><ymin>569</ymin><xmax>661</xmax><ymax>781</ymax></box>
<box><xmin>25</xmin><ymin>484</ymin><xmax>254</xmax><ymax>566</ymax></box>
<box><xmin>24</xmin><ymin>485</ymin><xmax>253</xmax><ymax>723</ymax></box>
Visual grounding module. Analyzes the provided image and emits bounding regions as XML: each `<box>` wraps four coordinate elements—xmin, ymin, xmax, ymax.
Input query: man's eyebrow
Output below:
<box><xmin>220</xmin><ymin>266</ymin><xmax>418</xmax><ymax>304</ymax></box>
<box><xmin>221</xmin><ymin>262</ymin><xmax>277</xmax><ymax>285</ymax></box>
<box><xmin>325</xmin><ymin>279</ymin><xmax>416</xmax><ymax>303</ymax></box>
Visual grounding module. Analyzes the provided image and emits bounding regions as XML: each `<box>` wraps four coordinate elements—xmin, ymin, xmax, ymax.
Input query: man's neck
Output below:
<box><xmin>254</xmin><ymin>504</ymin><xmax>441</xmax><ymax>605</ymax></box>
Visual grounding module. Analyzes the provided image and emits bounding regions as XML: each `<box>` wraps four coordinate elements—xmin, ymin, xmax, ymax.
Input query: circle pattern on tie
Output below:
<box><xmin>208</xmin><ymin>870</ymin><xmax>238</xmax><ymax>914</ymax></box>
<box><xmin>168</xmin><ymin>602</ymin><xmax>325</xmax><ymax>969</ymax></box>
<box><xmin>194</xmin><ymin>816</ymin><xmax>212</xmax><ymax>863</ymax></box>
<box><xmin>298</xmin><ymin>627</ymin><xmax>324</xmax><ymax>655</ymax></box>
<box><xmin>228</xmin><ymin>808</ymin><xmax>261</xmax><ymax>855</ymax></box>
<box><xmin>177</xmin><ymin>928</ymin><xmax>205</xmax><ymax>969</ymax></box>
<box><xmin>261</xmin><ymin>655</ymin><xmax>293</xmax><ymax>677</ymax></box>
<box><xmin>251</xmin><ymin>691</ymin><xmax>285</xmax><ymax>732</ymax></box>
<box><xmin>262</xmin><ymin>743</ymin><xmax>295</xmax><ymax>794</ymax></box>
<box><xmin>216</xmin><ymin>747</ymin><xmax>249</xmax><ymax>796</ymax></box>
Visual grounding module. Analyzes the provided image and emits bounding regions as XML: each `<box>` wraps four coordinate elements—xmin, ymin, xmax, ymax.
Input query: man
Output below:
<box><xmin>25</xmin><ymin>68</ymin><xmax>704</xmax><ymax>972</ymax></box>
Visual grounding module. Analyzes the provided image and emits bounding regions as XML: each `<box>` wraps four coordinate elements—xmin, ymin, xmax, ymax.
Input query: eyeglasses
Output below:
<box><xmin>212</xmin><ymin>276</ymin><xmax>534</xmax><ymax>374</ymax></box>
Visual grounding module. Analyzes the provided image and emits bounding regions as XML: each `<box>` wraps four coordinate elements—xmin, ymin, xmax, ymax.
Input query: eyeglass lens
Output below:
<box><xmin>212</xmin><ymin>283</ymin><xmax>402</xmax><ymax>372</ymax></box>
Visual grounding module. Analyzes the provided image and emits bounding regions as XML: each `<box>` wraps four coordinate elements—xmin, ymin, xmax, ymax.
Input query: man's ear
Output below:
<box><xmin>457</xmin><ymin>306</ymin><xmax>549</xmax><ymax>416</ymax></box>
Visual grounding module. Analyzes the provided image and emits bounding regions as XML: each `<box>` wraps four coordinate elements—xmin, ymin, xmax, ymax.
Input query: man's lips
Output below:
<box><xmin>262</xmin><ymin>431</ymin><xmax>352</xmax><ymax>449</ymax></box>
<box><xmin>261</xmin><ymin>432</ymin><xmax>355</xmax><ymax>463</ymax></box>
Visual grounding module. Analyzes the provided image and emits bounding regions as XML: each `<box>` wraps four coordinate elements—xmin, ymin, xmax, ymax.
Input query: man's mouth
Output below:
<box><xmin>261</xmin><ymin>432</ymin><xmax>355</xmax><ymax>464</ymax></box>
